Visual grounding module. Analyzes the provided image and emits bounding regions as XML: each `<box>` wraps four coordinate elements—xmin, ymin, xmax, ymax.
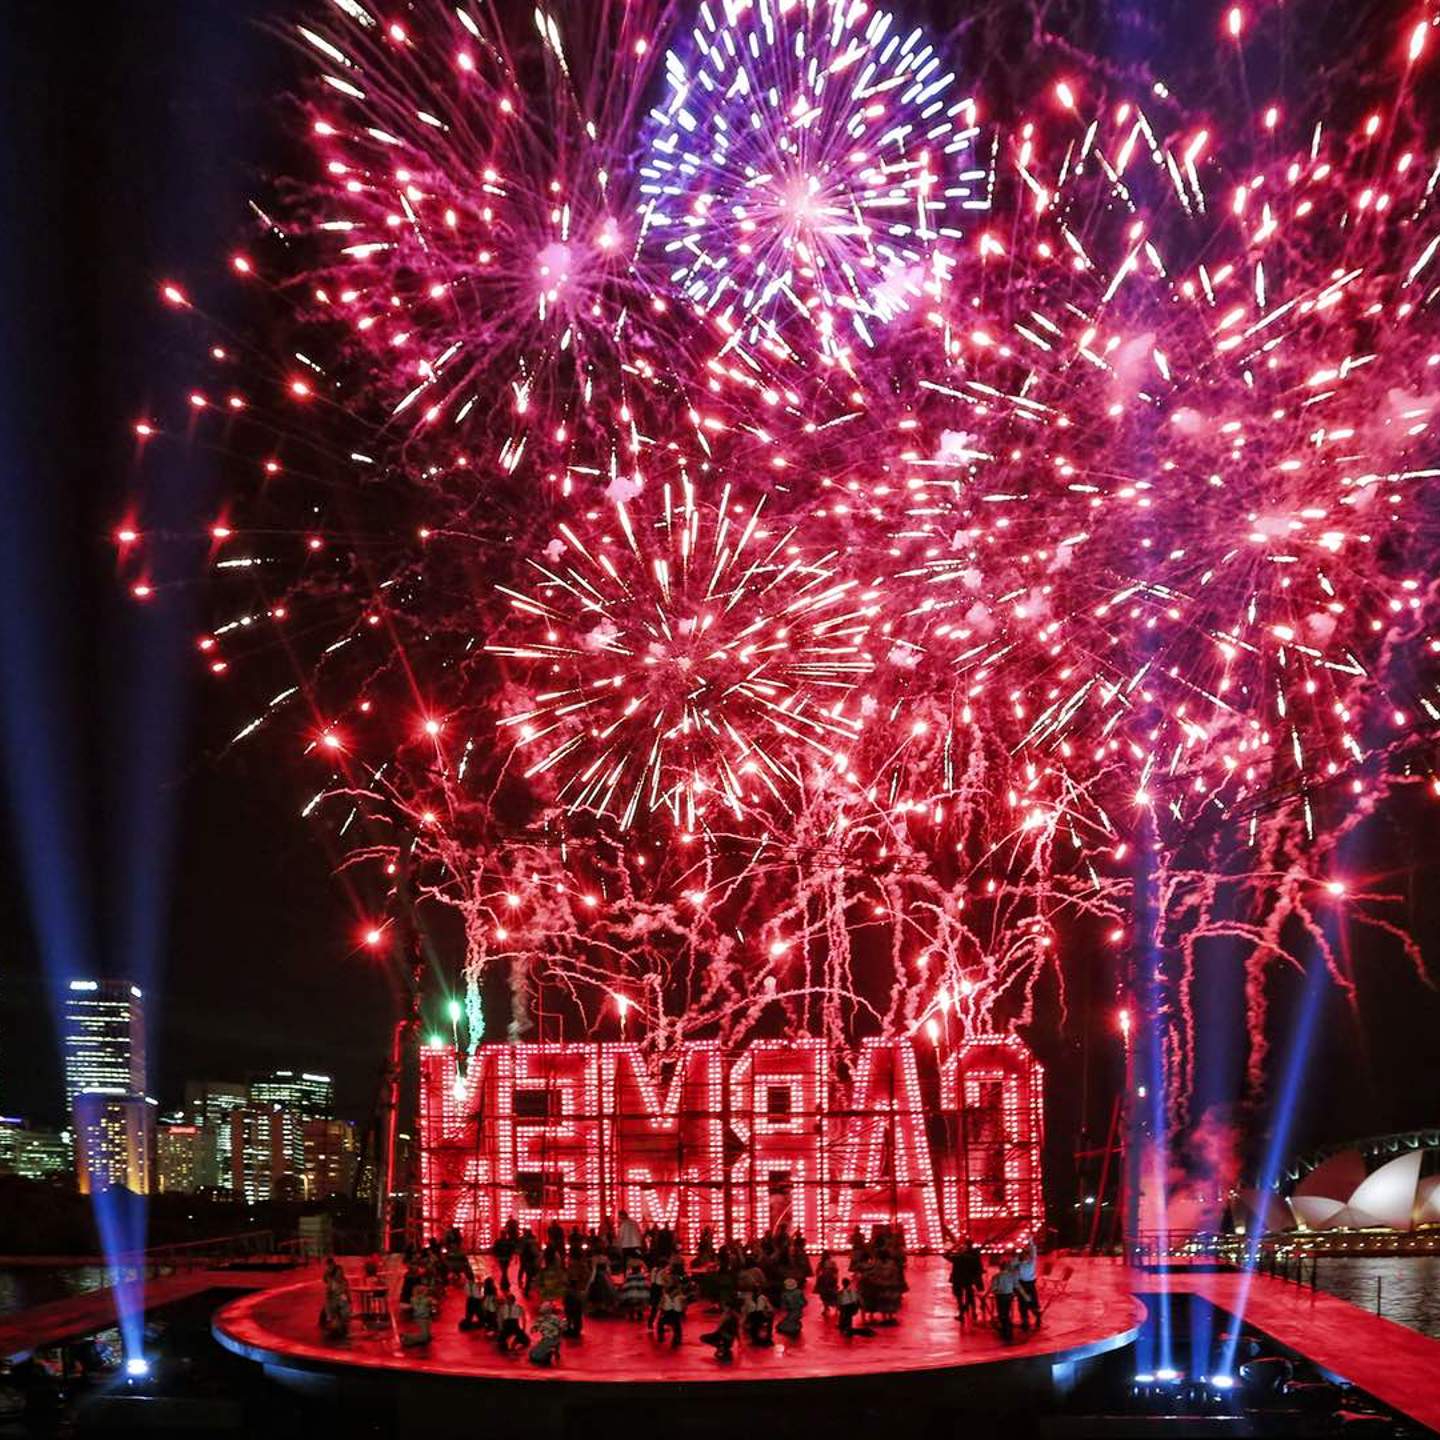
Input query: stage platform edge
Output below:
<box><xmin>214</xmin><ymin>1255</ymin><xmax>1144</xmax><ymax>1432</ymax></box>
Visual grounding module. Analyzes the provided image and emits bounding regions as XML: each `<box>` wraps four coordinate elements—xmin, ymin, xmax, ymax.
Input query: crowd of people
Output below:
<box><xmin>316</xmin><ymin>1212</ymin><xmax>1047</xmax><ymax>1367</ymax></box>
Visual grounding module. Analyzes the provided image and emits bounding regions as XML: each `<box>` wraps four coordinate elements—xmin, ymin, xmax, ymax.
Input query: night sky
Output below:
<box><xmin>0</xmin><ymin>0</ymin><xmax>1436</xmax><ymax>1184</ymax></box>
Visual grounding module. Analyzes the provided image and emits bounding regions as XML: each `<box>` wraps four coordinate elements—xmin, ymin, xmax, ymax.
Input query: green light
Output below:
<box><xmin>427</xmin><ymin>1033</ymin><xmax>445</xmax><ymax>1050</ymax></box>
<box><xmin>446</xmin><ymin>998</ymin><xmax>463</xmax><ymax>1023</ymax></box>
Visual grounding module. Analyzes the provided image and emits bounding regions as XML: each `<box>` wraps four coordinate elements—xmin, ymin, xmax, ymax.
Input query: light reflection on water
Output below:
<box><xmin>1310</xmin><ymin>1255</ymin><xmax>1440</xmax><ymax>1339</ymax></box>
<box><xmin>0</xmin><ymin>1265</ymin><xmax>145</xmax><ymax>1317</ymax></box>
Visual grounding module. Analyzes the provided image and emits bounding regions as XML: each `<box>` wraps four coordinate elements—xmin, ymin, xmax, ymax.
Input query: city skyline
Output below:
<box><xmin>7</xmin><ymin>972</ymin><xmax>363</xmax><ymax>1129</ymax></box>
<box><xmin>2</xmin><ymin>974</ymin><xmax>360</xmax><ymax>1200</ymax></box>
<box><xmin>0</xmin><ymin>950</ymin><xmax>389</xmax><ymax>1133</ymax></box>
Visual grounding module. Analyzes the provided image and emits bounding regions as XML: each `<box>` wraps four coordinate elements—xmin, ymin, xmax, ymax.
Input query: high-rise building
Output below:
<box><xmin>156</xmin><ymin>1122</ymin><xmax>213</xmax><ymax>1194</ymax></box>
<box><xmin>302</xmin><ymin>1117</ymin><xmax>358</xmax><ymax>1199</ymax></box>
<box><xmin>230</xmin><ymin>1104</ymin><xmax>289</xmax><ymax>1204</ymax></box>
<box><xmin>248</xmin><ymin>1071</ymin><xmax>333</xmax><ymax>1118</ymax></box>
<box><xmin>0</xmin><ymin>1117</ymin><xmax>72</xmax><ymax>1180</ymax></box>
<box><xmin>248</xmin><ymin>1071</ymin><xmax>334</xmax><ymax>1180</ymax></box>
<box><xmin>184</xmin><ymin>1081</ymin><xmax>248</xmax><ymax>1190</ymax></box>
<box><xmin>63</xmin><ymin>980</ymin><xmax>146</xmax><ymax>1108</ymax></box>
<box><xmin>74</xmin><ymin>1094</ymin><xmax>155</xmax><ymax>1195</ymax></box>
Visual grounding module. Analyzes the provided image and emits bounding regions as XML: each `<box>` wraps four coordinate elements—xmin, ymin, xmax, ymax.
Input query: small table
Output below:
<box><xmin>354</xmin><ymin>1284</ymin><xmax>390</xmax><ymax>1330</ymax></box>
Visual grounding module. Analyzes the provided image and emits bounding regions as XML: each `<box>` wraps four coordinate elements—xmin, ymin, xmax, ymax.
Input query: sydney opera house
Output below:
<box><xmin>1278</xmin><ymin>1133</ymin><xmax>1440</xmax><ymax>1233</ymax></box>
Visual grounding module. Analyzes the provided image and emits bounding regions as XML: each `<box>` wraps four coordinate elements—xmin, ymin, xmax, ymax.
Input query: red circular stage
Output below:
<box><xmin>214</xmin><ymin>1256</ymin><xmax>1143</xmax><ymax>1434</ymax></box>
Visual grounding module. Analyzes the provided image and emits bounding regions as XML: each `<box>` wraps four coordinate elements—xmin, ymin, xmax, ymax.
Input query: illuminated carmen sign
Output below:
<box><xmin>420</xmin><ymin>1034</ymin><xmax>1043</xmax><ymax>1252</ymax></box>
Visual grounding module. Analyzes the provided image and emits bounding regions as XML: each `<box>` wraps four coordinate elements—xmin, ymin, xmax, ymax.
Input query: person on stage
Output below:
<box><xmin>694</xmin><ymin>1227</ymin><xmax>717</xmax><ymax>1266</ymax></box>
<box><xmin>989</xmin><ymin>1256</ymin><xmax>1019</xmax><ymax>1343</ymax></box>
<box><xmin>617</xmin><ymin>1208</ymin><xmax>643</xmax><ymax>1259</ymax></box>
<box><xmin>401</xmin><ymin>1281</ymin><xmax>436</xmax><ymax>1348</ymax></box>
<box><xmin>562</xmin><ymin>1274</ymin><xmax>585</xmax><ymax>1340</ymax></box>
<box><xmin>620</xmin><ymin>1259</ymin><xmax>650</xmax><ymax>1319</ymax></box>
<box><xmin>700</xmin><ymin>1299</ymin><xmax>742</xmax><ymax>1363</ymax></box>
<box><xmin>319</xmin><ymin>1258</ymin><xmax>352</xmax><ymax>1340</ymax></box>
<box><xmin>518</xmin><ymin>1228</ymin><xmax>542</xmax><ymax>1296</ymax></box>
<box><xmin>815</xmin><ymin>1251</ymin><xmax>841</xmax><ymax>1318</ymax></box>
<box><xmin>493</xmin><ymin>1220</ymin><xmax>519</xmax><ymax>1286</ymax></box>
<box><xmin>529</xmin><ymin>1302</ymin><xmax>564</xmax><ymax>1367</ymax></box>
<box><xmin>496</xmin><ymin>1286</ymin><xmax>531</xmax><ymax>1352</ymax></box>
<box><xmin>776</xmin><ymin>1277</ymin><xmax>807</xmax><ymax>1339</ymax></box>
<box><xmin>1016</xmin><ymin>1240</ymin><xmax>1041</xmax><ymax>1331</ymax></box>
<box><xmin>742</xmin><ymin>1288</ymin><xmax>774</xmax><ymax>1346</ymax></box>
<box><xmin>945</xmin><ymin>1237</ymin><xmax>984</xmax><ymax>1323</ymax></box>
<box><xmin>647</xmin><ymin>1257</ymin><xmax>668</xmax><ymax>1328</ymax></box>
<box><xmin>457</xmin><ymin>1268</ymin><xmax>486</xmax><ymax>1331</ymax></box>
<box><xmin>837</xmin><ymin>1275</ymin><xmax>865</xmax><ymax>1338</ymax></box>
<box><xmin>655</xmin><ymin>1279</ymin><xmax>686</xmax><ymax>1350</ymax></box>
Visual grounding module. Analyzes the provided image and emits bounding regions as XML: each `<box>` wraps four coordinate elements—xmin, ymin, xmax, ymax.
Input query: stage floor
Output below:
<box><xmin>214</xmin><ymin>1254</ymin><xmax>1143</xmax><ymax>1387</ymax></box>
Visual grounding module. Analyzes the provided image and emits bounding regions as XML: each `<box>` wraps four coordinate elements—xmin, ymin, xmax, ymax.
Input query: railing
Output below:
<box><xmin>1128</xmin><ymin>1230</ymin><xmax>1318</xmax><ymax>1286</ymax></box>
<box><xmin>102</xmin><ymin>1230</ymin><xmax>292</xmax><ymax>1275</ymax></box>
<box><xmin>1135</xmin><ymin>1231</ymin><xmax>1426</xmax><ymax>1324</ymax></box>
<box><xmin>1127</xmin><ymin>1229</ymin><xmax>1240</xmax><ymax>1266</ymax></box>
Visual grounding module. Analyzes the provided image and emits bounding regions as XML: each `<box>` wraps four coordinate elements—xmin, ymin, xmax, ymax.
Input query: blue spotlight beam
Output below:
<box><xmin>0</xmin><ymin>4</ymin><xmax>252</xmax><ymax>1368</ymax></box>
<box><xmin>0</xmin><ymin>467</ymin><xmax>96</xmax><ymax>999</ymax></box>
<box><xmin>1218</xmin><ymin>936</ymin><xmax>1330</xmax><ymax>1375</ymax></box>
<box><xmin>1219</xmin><ymin>840</ymin><xmax>1357</xmax><ymax>1376</ymax></box>
<box><xmin>1126</xmin><ymin>804</ymin><xmax>1174</xmax><ymax>1378</ymax></box>
<box><xmin>0</xmin><ymin>263</ymin><xmax>152</xmax><ymax>1374</ymax></box>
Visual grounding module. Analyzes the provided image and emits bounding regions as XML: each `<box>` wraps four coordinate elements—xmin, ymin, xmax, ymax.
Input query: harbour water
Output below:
<box><xmin>1310</xmin><ymin>1254</ymin><xmax>1440</xmax><ymax>1339</ymax></box>
<box><xmin>0</xmin><ymin>1264</ymin><xmax>127</xmax><ymax>1316</ymax></box>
